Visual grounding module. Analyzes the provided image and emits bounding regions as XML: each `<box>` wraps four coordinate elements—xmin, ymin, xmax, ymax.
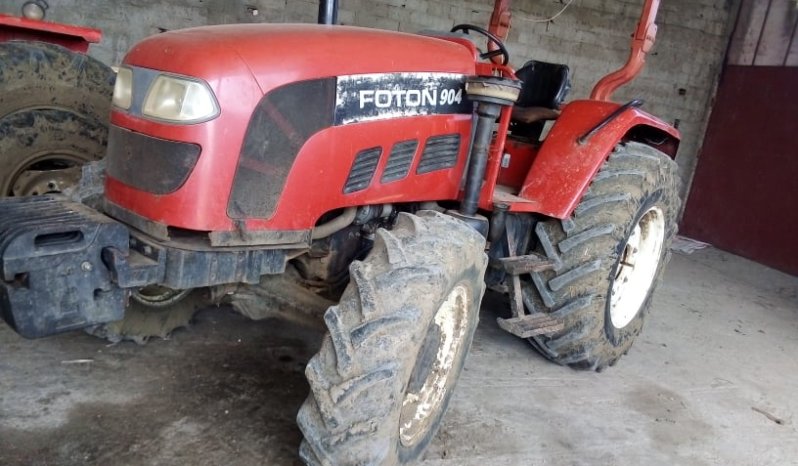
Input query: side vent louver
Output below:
<box><xmin>416</xmin><ymin>134</ymin><xmax>461</xmax><ymax>174</ymax></box>
<box><xmin>381</xmin><ymin>140</ymin><xmax>418</xmax><ymax>183</ymax></box>
<box><xmin>344</xmin><ymin>147</ymin><xmax>382</xmax><ymax>193</ymax></box>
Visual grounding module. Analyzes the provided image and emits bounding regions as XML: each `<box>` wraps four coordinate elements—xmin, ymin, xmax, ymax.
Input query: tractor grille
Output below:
<box><xmin>381</xmin><ymin>140</ymin><xmax>418</xmax><ymax>183</ymax></box>
<box><xmin>344</xmin><ymin>147</ymin><xmax>382</xmax><ymax>193</ymax></box>
<box><xmin>416</xmin><ymin>134</ymin><xmax>461</xmax><ymax>174</ymax></box>
<box><xmin>106</xmin><ymin>126</ymin><xmax>201</xmax><ymax>195</ymax></box>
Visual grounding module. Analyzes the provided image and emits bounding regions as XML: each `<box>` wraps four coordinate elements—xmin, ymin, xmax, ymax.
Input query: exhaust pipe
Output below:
<box><xmin>318</xmin><ymin>0</ymin><xmax>338</xmax><ymax>25</ymax></box>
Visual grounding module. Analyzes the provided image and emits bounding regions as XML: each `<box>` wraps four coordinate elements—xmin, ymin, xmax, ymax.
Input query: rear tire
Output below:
<box><xmin>0</xmin><ymin>41</ymin><xmax>114</xmax><ymax>121</ymax></box>
<box><xmin>0</xmin><ymin>41</ymin><xmax>114</xmax><ymax>196</ymax></box>
<box><xmin>524</xmin><ymin>142</ymin><xmax>680</xmax><ymax>371</ymax></box>
<box><xmin>0</xmin><ymin>109</ymin><xmax>107</xmax><ymax>195</ymax></box>
<box><xmin>298</xmin><ymin>211</ymin><xmax>487</xmax><ymax>465</ymax></box>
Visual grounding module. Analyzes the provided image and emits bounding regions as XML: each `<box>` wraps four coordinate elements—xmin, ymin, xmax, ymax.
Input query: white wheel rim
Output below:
<box><xmin>609</xmin><ymin>206</ymin><xmax>665</xmax><ymax>329</ymax></box>
<box><xmin>399</xmin><ymin>284</ymin><xmax>469</xmax><ymax>447</ymax></box>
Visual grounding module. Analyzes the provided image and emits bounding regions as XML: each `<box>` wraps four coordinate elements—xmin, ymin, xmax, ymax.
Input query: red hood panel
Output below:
<box><xmin>123</xmin><ymin>24</ymin><xmax>476</xmax><ymax>94</ymax></box>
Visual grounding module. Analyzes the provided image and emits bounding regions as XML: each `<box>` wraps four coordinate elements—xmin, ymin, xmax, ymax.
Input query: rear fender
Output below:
<box><xmin>0</xmin><ymin>13</ymin><xmax>101</xmax><ymax>53</ymax></box>
<box><xmin>517</xmin><ymin>99</ymin><xmax>679</xmax><ymax>219</ymax></box>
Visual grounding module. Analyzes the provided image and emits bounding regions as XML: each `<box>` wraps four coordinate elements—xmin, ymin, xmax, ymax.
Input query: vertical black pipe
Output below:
<box><xmin>318</xmin><ymin>0</ymin><xmax>339</xmax><ymax>24</ymax></box>
<box><xmin>460</xmin><ymin>103</ymin><xmax>502</xmax><ymax>216</ymax></box>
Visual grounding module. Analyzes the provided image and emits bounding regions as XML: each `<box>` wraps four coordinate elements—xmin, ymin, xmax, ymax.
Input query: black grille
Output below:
<box><xmin>229</xmin><ymin>78</ymin><xmax>336</xmax><ymax>219</ymax></box>
<box><xmin>344</xmin><ymin>147</ymin><xmax>382</xmax><ymax>193</ymax></box>
<box><xmin>106</xmin><ymin>126</ymin><xmax>201</xmax><ymax>195</ymax></box>
<box><xmin>381</xmin><ymin>140</ymin><xmax>418</xmax><ymax>183</ymax></box>
<box><xmin>416</xmin><ymin>134</ymin><xmax>461</xmax><ymax>174</ymax></box>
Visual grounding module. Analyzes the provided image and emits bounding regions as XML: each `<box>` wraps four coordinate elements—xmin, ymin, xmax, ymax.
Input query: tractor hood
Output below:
<box><xmin>106</xmin><ymin>24</ymin><xmax>479</xmax><ymax>233</ymax></box>
<box><xmin>123</xmin><ymin>24</ymin><xmax>478</xmax><ymax>95</ymax></box>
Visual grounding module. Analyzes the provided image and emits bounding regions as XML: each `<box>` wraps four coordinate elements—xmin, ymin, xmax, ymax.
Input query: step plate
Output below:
<box><xmin>497</xmin><ymin>314</ymin><xmax>564</xmax><ymax>338</ymax></box>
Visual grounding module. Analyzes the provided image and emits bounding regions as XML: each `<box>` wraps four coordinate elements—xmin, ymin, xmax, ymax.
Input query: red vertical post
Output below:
<box><xmin>487</xmin><ymin>0</ymin><xmax>512</xmax><ymax>63</ymax></box>
<box><xmin>590</xmin><ymin>0</ymin><xmax>660</xmax><ymax>101</ymax></box>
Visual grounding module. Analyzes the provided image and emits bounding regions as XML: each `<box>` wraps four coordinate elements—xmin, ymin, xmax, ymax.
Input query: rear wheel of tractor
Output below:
<box><xmin>86</xmin><ymin>287</ymin><xmax>210</xmax><ymax>344</ymax></box>
<box><xmin>0</xmin><ymin>109</ymin><xmax>107</xmax><ymax>195</ymax></box>
<box><xmin>297</xmin><ymin>211</ymin><xmax>488</xmax><ymax>466</ymax></box>
<box><xmin>523</xmin><ymin>142</ymin><xmax>680</xmax><ymax>371</ymax></box>
<box><xmin>0</xmin><ymin>41</ymin><xmax>115</xmax><ymax>197</ymax></box>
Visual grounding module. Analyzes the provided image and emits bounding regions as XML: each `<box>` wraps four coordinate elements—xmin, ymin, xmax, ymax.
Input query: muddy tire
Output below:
<box><xmin>85</xmin><ymin>288</ymin><xmax>209</xmax><ymax>344</ymax></box>
<box><xmin>0</xmin><ymin>109</ymin><xmax>107</xmax><ymax>195</ymax></box>
<box><xmin>0</xmin><ymin>41</ymin><xmax>114</xmax><ymax>196</ymax></box>
<box><xmin>524</xmin><ymin>142</ymin><xmax>680</xmax><ymax>371</ymax></box>
<box><xmin>0</xmin><ymin>41</ymin><xmax>114</xmax><ymax>121</ymax></box>
<box><xmin>298</xmin><ymin>211</ymin><xmax>487</xmax><ymax>465</ymax></box>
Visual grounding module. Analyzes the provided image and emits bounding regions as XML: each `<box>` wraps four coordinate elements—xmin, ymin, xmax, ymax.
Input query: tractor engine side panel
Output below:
<box><xmin>232</xmin><ymin>73</ymin><xmax>474</xmax><ymax>231</ymax></box>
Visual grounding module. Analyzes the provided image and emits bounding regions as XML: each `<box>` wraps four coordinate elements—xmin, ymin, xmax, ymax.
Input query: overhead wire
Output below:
<box><xmin>528</xmin><ymin>0</ymin><xmax>576</xmax><ymax>23</ymax></box>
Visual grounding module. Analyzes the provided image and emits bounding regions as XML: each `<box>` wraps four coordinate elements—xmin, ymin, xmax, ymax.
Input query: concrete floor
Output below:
<box><xmin>1</xmin><ymin>247</ymin><xmax>797</xmax><ymax>466</ymax></box>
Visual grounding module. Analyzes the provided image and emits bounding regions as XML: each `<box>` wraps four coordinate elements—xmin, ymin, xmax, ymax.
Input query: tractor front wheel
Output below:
<box><xmin>298</xmin><ymin>211</ymin><xmax>488</xmax><ymax>465</ymax></box>
<box><xmin>85</xmin><ymin>287</ymin><xmax>209</xmax><ymax>344</ymax></box>
<box><xmin>524</xmin><ymin>142</ymin><xmax>680</xmax><ymax>370</ymax></box>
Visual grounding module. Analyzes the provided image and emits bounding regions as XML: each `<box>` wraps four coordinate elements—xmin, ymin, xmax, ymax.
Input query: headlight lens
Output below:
<box><xmin>142</xmin><ymin>75</ymin><xmax>219</xmax><ymax>123</ymax></box>
<box><xmin>112</xmin><ymin>67</ymin><xmax>133</xmax><ymax>110</ymax></box>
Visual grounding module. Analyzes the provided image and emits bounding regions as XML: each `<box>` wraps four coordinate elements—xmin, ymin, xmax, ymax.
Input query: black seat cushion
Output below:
<box><xmin>510</xmin><ymin>60</ymin><xmax>571</xmax><ymax>140</ymax></box>
<box><xmin>515</xmin><ymin>60</ymin><xmax>571</xmax><ymax>109</ymax></box>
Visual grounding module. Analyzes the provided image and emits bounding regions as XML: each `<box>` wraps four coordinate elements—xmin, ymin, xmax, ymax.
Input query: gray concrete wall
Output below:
<box><xmin>0</xmin><ymin>0</ymin><xmax>737</xmax><ymax>198</ymax></box>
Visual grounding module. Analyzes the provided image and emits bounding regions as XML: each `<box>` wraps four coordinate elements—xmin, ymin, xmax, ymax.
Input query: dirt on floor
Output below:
<box><xmin>1</xmin><ymin>248</ymin><xmax>797</xmax><ymax>466</ymax></box>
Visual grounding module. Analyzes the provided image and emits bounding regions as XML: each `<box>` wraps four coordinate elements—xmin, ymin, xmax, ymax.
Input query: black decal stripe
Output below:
<box><xmin>228</xmin><ymin>78</ymin><xmax>336</xmax><ymax>219</ymax></box>
<box><xmin>335</xmin><ymin>72</ymin><xmax>472</xmax><ymax>126</ymax></box>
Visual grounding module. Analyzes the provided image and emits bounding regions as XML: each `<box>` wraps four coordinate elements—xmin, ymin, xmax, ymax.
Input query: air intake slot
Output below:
<box><xmin>344</xmin><ymin>147</ymin><xmax>382</xmax><ymax>193</ymax></box>
<box><xmin>416</xmin><ymin>134</ymin><xmax>461</xmax><ymax>174</ymax></box>
<box><xmin>381</xmin><ymin>140</ymin><xmax>418</xmax><ymax>183</ymax></box>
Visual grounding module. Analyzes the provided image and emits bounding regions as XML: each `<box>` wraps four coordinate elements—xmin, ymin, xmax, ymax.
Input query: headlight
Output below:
<box><xmin>112</xmin><ymin>67</ymin><xmax>133</xmax><ymax>110</ymax></box>
<box><xmin>142</xmin><ymin>75</ymin><xmax>219</xmax><ymax>123</ymax></box>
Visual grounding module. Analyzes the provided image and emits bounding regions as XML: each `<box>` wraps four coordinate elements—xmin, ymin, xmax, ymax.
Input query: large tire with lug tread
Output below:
<box><xmin>298</xmin><ymin>210</ymin><xmax>488</xmax><ymax>465</ymax></box>
<box><xmin>0</xmin><ymin>41</ymin><xmax>115</xmax><ymax>196</ymax></box>
<box><xmin>523</xmin><ymin>142</ymin><xmax>680</xmax><ymax>371</ymax></box>
<box><xmin>0</xmin><ymin>109</ymin><xmax>107</xmax><ymax>195</ymax></box>
<box><xmin>0</xmin><ymin>41</ymin><xmax>114</xmax><ymax>121</ymax></box>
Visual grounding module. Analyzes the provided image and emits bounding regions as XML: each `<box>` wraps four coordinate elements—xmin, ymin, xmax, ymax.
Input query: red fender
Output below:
<box><xmin>516</xmin><ymin>100</ymin><xmax>679</xmax><ymax>219</ymax></box>
<box><xmin>0</xmin><ymin>13</ymin><xmax>101</xmax><ymax>53</ymax></box>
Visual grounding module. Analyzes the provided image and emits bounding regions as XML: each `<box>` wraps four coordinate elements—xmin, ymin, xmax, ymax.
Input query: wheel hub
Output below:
<box><xmin>131</xmin><ymin>286</ymin><xmax>192</xmax><ymax>308</ymax></box>
<box><xmin>399</xmin><ymin>284</ymin><xmax>469</xmax><ymax>447</ymax></box>
<box><xmin>4</xmin><ymin>153</ymin><xmax>86</xmax><ymax>197</ymax></box>
<box><xmin>609</xmin><ymin>206</ymin><xmax>665</xmax><ymax>328</ymax></box>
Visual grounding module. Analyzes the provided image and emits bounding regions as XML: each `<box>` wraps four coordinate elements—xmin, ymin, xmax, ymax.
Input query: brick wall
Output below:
<box><xmin>0</xmin><ymin>0</ymin><xmax>738</xmax><ymax>197</ymax></box>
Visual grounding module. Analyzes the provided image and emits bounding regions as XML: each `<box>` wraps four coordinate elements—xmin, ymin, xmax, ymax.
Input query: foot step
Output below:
<box><xmin>498</xmin><ymin>253</ymin><xmax>556</xmax><ymax>274</ymax></box>
<box><xmin>497</xmin><ymin>314</ymin><xmax>563</xmax><ymax>338</ymax></box>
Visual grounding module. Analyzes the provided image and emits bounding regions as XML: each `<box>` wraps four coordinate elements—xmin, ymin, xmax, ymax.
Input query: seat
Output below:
<box><xmin>510</xmin><ymin>60</ymin><xmax>571</xmax><ymax>140</ymax></box>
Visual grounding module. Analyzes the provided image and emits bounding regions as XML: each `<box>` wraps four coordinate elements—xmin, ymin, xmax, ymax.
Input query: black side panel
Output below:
<box><xmin>228</xmin><ymin>78</ymin><xmax>336</xmax><ymax>219</ymax></box>
<box><xmin>106</xmin><ymin>125</ymin><xmax>201</xmax><ymax>195</ymax></box>
<box><xmin>381</xmin><ymin>140</ymin><xmax>418</xmax><ymax>183</ymax></box>
<box><xmin>343</xmin><ymin>147</ymin><xmax>382</xmax><ymax>193</ymax></box>
<box><xmin>416</xmin><ymin>134</ymin><xmax>461</xmax><ymax>174</ymax></box>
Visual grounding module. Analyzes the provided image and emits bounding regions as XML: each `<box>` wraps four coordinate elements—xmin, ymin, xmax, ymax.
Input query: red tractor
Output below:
<box><xmin>0</xmin><ymin>0</ymin><xmax>679</xmax><ymax>464</ymax></box>
<box><xmin>0</xmin><ymin>1</ymin><xmax>114</xmax><ymax>198</ymax></box>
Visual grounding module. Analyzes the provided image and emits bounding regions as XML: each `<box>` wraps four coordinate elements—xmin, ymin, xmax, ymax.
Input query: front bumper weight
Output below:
<box><xmin>0</xmin><ymin>196</ymin><xmax>130</xmax><ymax>338</ymax></box>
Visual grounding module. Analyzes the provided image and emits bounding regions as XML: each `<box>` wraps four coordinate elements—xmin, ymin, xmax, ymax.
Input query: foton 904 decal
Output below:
<box><xmin>335</xmin><ymin>72</ymin><xmax>472</xmax><ymax>125</ymax></box>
